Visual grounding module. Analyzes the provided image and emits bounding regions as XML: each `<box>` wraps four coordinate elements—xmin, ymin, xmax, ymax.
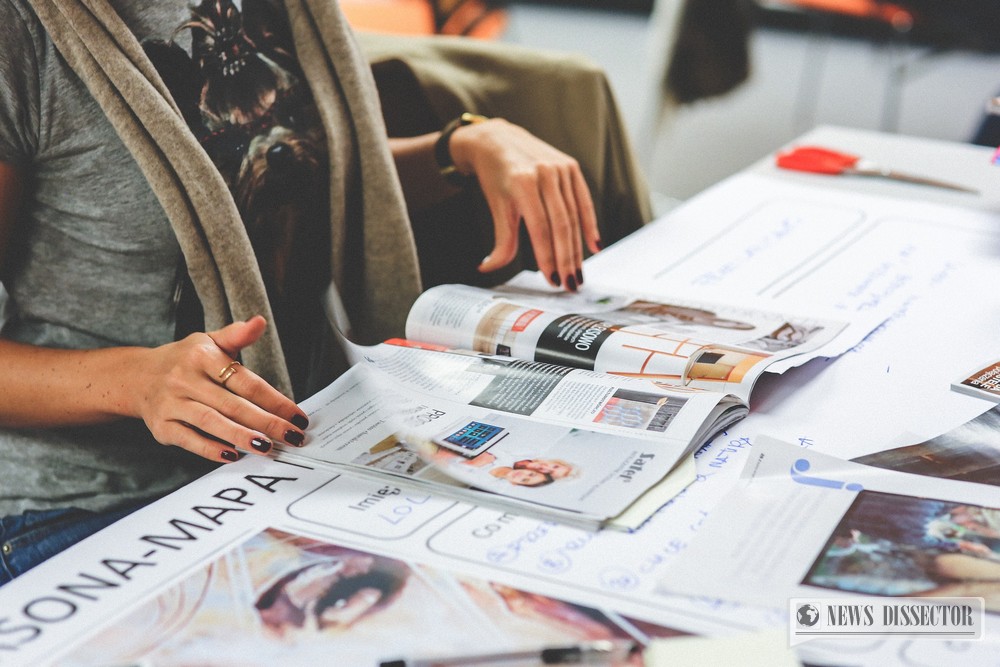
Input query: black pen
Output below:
<box><xmin>379</xmin><ymin>639</ymin><xmax>639</xmax><ymax>667</ymax></box>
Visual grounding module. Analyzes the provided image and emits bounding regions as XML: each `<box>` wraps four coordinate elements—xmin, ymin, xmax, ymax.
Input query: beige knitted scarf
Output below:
<box><xmin>26</xmin><ymin>0</ymin><xmax>422</xmax><ymax>398</ymax></box>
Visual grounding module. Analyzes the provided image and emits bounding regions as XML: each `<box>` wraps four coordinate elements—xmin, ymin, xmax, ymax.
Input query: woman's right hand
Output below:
<box><xmin>131</xmin><ymin>315</ymin><xmax>309</xmax><ymax>463</ymax></box>
<box><xmin>1</xmin><ymin>162</ymin><xmax>304</xmax><ymax>463</ymax></box>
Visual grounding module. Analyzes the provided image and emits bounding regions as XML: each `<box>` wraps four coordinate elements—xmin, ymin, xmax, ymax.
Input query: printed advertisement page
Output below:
<box><xmin>491</xmin><ymin>280</ymin><xmax>850</xmax><ymax>374</ymax></box>
<box><xmin>280</xmin><ymin>347</ymin><xmax>741</xmax><ymax>524</ymax></box>
<box><xmin>360</xmin><ymin>343</ymin><xmax>740</xmax><ymax>442</ymax></box>
<box><xmin>405</xmin><ymin>284</ymin><xmax>846</xmax><ymax>401</ymax></box>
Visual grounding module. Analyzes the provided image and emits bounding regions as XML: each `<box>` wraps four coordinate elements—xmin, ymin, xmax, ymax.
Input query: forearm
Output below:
<box><xmin>0</xmin><ymin>161</ymin><xmax>23</xmax><ymax>277</ymax></box>
<box><xmin>389</xmin><ymin>133</ymin><xmax>461</xmax><ymax>213</ymax></box>
<box><xmin>0</xmin><ymin>338</ymin><xmax>147</xmax><ymax>428</ymax></box>
<box><xmin>0</xmin><ymin>318</ymin><xmax>311</xmax><ymax>462</ymax></box>
<box><xmin>389</xmin><ymin>118</ymin><xmax>600</xmax><ymax>290</ymax></box>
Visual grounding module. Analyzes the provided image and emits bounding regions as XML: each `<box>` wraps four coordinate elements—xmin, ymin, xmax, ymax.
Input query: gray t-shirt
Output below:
<box><xmin>0</xmin><ymin>0</ymin><xmax>217</xmax><ymax>515</ymax></box>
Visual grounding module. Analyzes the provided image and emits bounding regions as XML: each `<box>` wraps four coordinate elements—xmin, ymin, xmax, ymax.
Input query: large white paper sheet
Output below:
<box><xmin>0</xmin><ymin>454</ymin><xmax>773</xmax><ymax>667</ymax></box>
<box><xmin>587</xmin><ymin>173</ymin><xmax>1000</xmax><ymax>457</ymax></box>
<box><xmin>5</xmin><ymin>136</ymin><xmax>1000</xmax><ymax>666</ymax></box>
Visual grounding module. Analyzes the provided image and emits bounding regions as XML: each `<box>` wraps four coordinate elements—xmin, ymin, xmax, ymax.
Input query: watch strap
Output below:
<box><xmin>434</xmin><ymin>112</ymin><xmax>488</xmax><ymax>187</ymax></box>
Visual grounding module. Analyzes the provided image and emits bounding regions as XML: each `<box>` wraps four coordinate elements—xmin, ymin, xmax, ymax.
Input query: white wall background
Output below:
<box><xmin>501</xmin><ymin>3</ymin><xmax>1000</xmax><ymax>201</ymax></box>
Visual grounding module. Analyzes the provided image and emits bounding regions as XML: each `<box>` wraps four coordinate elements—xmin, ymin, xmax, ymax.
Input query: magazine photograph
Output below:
<box><xmin>803</xmin><ymin>490</ymin><xmax>1000</xmax><ymax>608</ymax></box>
<box><xmin>62</xmin><ymin>528</ymin><xmax>684</xmax><ymax>666</ymax></box>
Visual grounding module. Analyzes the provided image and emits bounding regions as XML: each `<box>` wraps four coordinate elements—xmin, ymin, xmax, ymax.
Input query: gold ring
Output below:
<box><xmin>217</xmin><ymin>361</ymin><xmax>242</xmax><ymax>387</ymax></box>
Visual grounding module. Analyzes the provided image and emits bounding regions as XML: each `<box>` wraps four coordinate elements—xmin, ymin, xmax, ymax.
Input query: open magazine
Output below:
<box><xmin>276</xmin><ymin>284</ymin><xmax>849</xmax><ymax>531</ymax></box>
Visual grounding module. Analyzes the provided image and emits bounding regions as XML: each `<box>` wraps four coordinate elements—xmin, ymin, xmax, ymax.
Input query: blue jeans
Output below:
<box><xmin>0</xmin><ymin>504</ymin><xmax>140</xmax><ymax>587</ymax></box>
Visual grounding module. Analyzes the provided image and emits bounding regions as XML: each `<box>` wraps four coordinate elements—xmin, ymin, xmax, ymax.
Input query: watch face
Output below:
<box><xmin>434</xmin><ymin>420</ymin><xmax>509</xmax><ymax>457</ymax></box>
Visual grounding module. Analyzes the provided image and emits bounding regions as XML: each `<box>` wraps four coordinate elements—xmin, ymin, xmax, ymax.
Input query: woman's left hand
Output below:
<box><xmin>448</xmin><ymin>118</ymin><xmax>601</xmax><ymax>291</ymax></box>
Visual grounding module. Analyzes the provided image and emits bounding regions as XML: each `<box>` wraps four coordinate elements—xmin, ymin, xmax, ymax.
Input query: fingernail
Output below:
<box><xmin>596</xmin><ymin>239</ymin><xmax>604</xmax><ymax>250</ymax></box>
<box><xmin>550</xmin><ymin>272</ymin><xmax>561</xmax><ymax>287</ymax></box>
<box><xmin>221</xmin><ymin>448</ymin><xmax>239</xmax><ymax>462</ymax></box>
<box><xmin>575</xmin><ymin>268</ymin><xmax>584</xmax><ymax>286</ymax></box>
<box><xmin>566</xmin><ymin>274</ymin><xmax>577</xmax><ymax>292</ymax></box>
<box><xmin>251</xmin><ymin>437</ymin><xmax>272</xmax><ymax>453</ymax></box>
<box><xmin>291</xmin><ymin>414</ymin><xmax>309</xmax><ymax>429</ymax></box>
<box><xmin>284</xmin><ymin>430</ymin><xmax>305</xmax><ymax>447</ymax></box>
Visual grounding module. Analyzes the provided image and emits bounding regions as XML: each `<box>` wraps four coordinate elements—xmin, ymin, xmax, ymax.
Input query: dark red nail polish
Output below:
<box><xmin>291</xmin><ymin>414</ymin><xmax>309</xmax><ymax>429</ymax></box>
<box><xmin>550</xmin><ymin>271</ymin><xmax>561</xmax><ymax>287</ymax></box>
<box><xmin>596</xmin><ymin>239</ymin><xmax>604</xmax><ymax>250</ymax></box>
<box><xmin>566</xmin><ymin>274</ymin><xmax>577</xmax><ymax>292</ymax></box>
<box><xmin>251</xmin><ymin>437</ymin><xmax>272</xmax><ymax>453</ymax></box>
<box><xmin>221</xmin><ymin>449</ymin><xmax>239</xmax><ymax>462</ymax></box>
<box><xmin>576</xmin><ymin>268</ymin><xmax>584</xmax><ymax>286</ymax></box>
<box><xmin>285</xmin><ymin>430</ymin><xmax>305</xmax><ymax>446</ymax></box>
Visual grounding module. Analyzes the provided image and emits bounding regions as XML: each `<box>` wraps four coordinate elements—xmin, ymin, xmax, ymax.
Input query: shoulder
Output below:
<box><xmin>0</xmin><ymin>0</ymin><xmax>44</xmax><ymax>163</ymax></box>
<box><xmin>0</xmin><ymin>0</ymin><xmax>42</xmax><ymax>57</ymax></box>
<box><xmin>0</xmin><ymin>0</ymin><xmax>38</xmax><ymax>32</ymax></box>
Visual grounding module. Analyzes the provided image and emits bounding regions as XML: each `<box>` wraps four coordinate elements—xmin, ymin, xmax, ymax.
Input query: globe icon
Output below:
<box><xmin>797</xmin><ymin>604</ymin><xmax>820</xmax><ymax>627</ymax></box>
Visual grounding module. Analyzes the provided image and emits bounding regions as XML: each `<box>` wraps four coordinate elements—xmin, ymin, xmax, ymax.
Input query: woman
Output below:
<box><xmin>512</xmin><ymin>458</ymin><xmax>577</xmax><ymax>480</ymax></box>
<box><xmin>489</xmin><ymin>466</ymin><xmax>555</xmax><ymax>488</ymax></box>
<box><xmin>0</xmin><ymin>0</ymin><xmax>617</xmax><ymax>584</ymax></box>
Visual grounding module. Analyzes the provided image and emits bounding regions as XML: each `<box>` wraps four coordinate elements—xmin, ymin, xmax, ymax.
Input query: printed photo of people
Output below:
<box><xmin>423</xmin><ymin>433</ymin><xmax>581</xmax><ymax>490</ymax></box>
<box><xmin>615</xmin><ymin>301</ymin><xmax>755</xmax><ymax>331</ymax></box>
<box><xmin>803</xmin><ymin>491</ymin><xmax>1000</xmax><ymax>611</ymax></box>
<box><xmin>740</xmin><ymin>321</ymin><xmax>825</xmax><ymax>352</ymax></box>
<box><xmin>65</xmin><ymin>528</ymin><xmax>677</xmax><ymax>665</ymax></box>
<box><xmin>487</xmin><ymin>457</ymin><xmax>580</xmax><ymax>488</ymax></box>
<box><xmin>513</xmin><ymin>457</ymin><xmax>579</xmax><ymax>480</ymax></box>
<box><xmin>608</xmin><ymin>301</ymin><xmax>826</xmax><ymax>354</ymax></box>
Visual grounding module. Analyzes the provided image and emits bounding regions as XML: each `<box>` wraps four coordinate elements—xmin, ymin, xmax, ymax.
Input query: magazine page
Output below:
<box><xmin>279</xmin><ymin>343</ymin><xmax>744</xmax><ymax>526</ymax></box>
<box><xmin>656</xmin><ymin>437</ymin><xmax>1000</xmax><ymax>617</ymax></box>
<box><xmin>404</xmin><ymin>284</ymin><xmax>846</xmax><ymax>403</ymax></box>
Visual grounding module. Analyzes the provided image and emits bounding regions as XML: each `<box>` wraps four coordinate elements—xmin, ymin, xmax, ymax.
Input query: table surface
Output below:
<box><xmin>754</xmin><ymin>125</ymin><xmax>1000</xmax><ymax>210</ymax></box>
<box><xmin>3</xmin><ymin>125</ymin><xmax>1000</xmax><ymax>667</ymax></box>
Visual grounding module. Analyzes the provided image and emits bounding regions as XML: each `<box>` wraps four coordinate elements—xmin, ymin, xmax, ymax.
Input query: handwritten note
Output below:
<box><xmin>287</xmin><ymin>475</ymin><xmax>456</xmax><ymax>540</ymax></box>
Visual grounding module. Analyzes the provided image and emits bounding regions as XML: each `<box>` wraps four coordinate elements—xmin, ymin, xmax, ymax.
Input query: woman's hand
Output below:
<box><xmin>448</xmin><ymin>118</ymin><xmax>601</xmax><ymax>291</ymax></box>
<box><xmin>130</xmin><ymin>316</ymin><xmax>309</xmax><ymax>463</ymax></box>
<box><xmin>1</xmin><ymin>162</ymin><xmax>304</xmax><ymax>464</ymax></box>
